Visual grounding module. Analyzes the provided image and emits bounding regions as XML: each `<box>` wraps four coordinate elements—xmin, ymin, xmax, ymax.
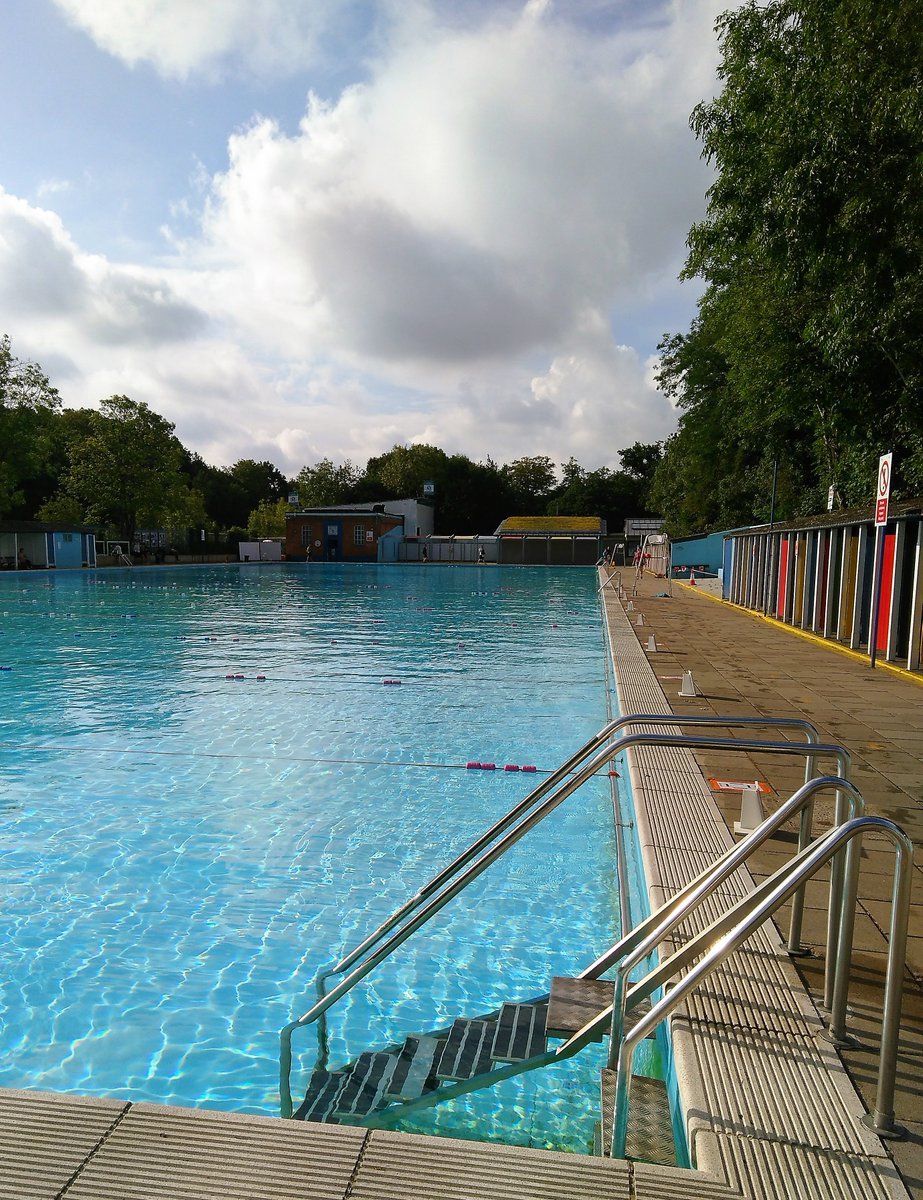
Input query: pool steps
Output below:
<box><xmin>294</xmin><ymin>991</ymin><xmax>672</xmax><ymax>1161</ymax></box>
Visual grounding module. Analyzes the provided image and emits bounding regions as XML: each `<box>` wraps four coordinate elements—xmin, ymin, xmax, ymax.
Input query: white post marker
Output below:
<box><xmin>734</xmin><ymin>781</ymin><xmax>765</xmax><ymax>836</ymax></box>
<box><xmin>869</xmin><ymin>452</ymin><xmax>892</xmax><ymax>669</ymax></box>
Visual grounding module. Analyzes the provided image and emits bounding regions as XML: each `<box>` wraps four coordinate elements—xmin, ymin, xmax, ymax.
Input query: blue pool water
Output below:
<box><xmin>0</xmin><ymin>563</ymin><xmax>625</xmax><ymax>1150</ymax></box>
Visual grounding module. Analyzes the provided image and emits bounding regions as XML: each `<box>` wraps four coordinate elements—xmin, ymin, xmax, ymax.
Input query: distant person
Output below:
<box><xmin>421</xmin><ymin>546</ymin><xmax>428</xmax><ymax>563</ymax></box>
<box><xmin>17</xmin><ymin>548</ymin><xmax>30</xmax><ymax>569</ymax></box>
<box><xmin>477</xmin><ymin>547</ymin><xmax>485</xmax><ymax>564</ymax></box>
<box><xmin>633</xmin><ymin>547</ymin><xmax>643</xmax><ymax>578</ymax></box>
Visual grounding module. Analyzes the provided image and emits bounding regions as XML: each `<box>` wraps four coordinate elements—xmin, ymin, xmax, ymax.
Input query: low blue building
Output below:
<box><xmin>0</xmin><ymin>521</ymin><xmax>98</xmax><ymax>570</ymax></box>
<box><xmin>669</xmin><ymin>530</ymin><xmax>726</xmax><ymax>577</ymax></box>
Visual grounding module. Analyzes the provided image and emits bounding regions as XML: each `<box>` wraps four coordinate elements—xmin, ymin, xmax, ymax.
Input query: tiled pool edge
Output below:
<box><xmin>598</xmin><ymin>576</ymin><xmax>910</xmax><ymax>1199</ymax></box>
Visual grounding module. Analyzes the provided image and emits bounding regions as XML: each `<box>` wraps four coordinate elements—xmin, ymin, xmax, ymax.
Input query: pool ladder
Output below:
<box><xmin>279</xmin><ymin>714</ymin><xmax>912</xmax><ymax>1156</ymax></box>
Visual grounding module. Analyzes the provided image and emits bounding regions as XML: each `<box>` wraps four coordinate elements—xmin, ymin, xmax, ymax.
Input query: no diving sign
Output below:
<box><xmin>875</xmin><ymin>452</ymin><xmax>892</xmax><ymax>527</ymax></box>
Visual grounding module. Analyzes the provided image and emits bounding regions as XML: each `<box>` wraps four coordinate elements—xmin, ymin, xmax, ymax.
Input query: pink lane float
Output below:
<box><xmin>466</xmin><ymin>761</ymin><xmax>537</xmax><ymax>772</ymax></box>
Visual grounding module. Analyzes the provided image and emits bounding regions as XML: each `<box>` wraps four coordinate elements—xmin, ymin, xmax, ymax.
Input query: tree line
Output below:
<box><xmin>649</xmin><ymin>0</ymin><xmax>923</xmax><ymax>535</ymax></box>
<box><xmin>0</xmin><ymin>335</ymin><xmax>660</xmax><ymax>546</ymax></box>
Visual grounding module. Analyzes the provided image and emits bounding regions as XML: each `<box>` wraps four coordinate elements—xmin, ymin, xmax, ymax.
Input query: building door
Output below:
<box><xmin>324</xmin><ymin>522</ymin><xmax>341</xmax><ymax>561</ymax></box>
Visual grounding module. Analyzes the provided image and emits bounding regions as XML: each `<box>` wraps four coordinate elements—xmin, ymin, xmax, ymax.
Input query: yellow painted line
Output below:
<box><xmin>674</xmin><ymin>581</ymin><xmax>923</xmax><ymax>689</ymax></box>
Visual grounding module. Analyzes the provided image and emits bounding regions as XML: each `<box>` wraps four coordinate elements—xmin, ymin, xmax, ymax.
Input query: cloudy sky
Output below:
<box><xmin>1</xmin><ymin>0</ymin><xmax>726</xmax><ymax>477</ymax></box>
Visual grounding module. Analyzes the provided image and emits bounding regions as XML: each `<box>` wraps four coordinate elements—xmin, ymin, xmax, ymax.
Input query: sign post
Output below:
<box><xmin>869</xmin><ymin>452</ymin><xmax>892</xmax><ymax>669</ymax></box>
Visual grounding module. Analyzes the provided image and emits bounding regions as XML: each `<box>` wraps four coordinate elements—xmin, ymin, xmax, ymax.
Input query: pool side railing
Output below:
<box><xmin>340</xmin><ymin>799</ymin><xmax>906</xmax><ymax>1142</ymax></box>
<box><xmin>605</xmin><ymin>814</ymin><xmax>913</xmax><ymax>1154</ymax></box>
<box><xmin>280</xmin><ymin>719</ymin><xmax>854</xmax><ymax>1118</ymax></box>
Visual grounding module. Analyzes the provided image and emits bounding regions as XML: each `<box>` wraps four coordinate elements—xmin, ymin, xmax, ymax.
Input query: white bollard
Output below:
<box><xmin>646</xmin><ymin>635</ymin><xmax>657</xmax><ymax>652</ymax></box>
<box><xmin>733</xmin><ymin>781</ymin><xmax>764</xmax><ymax>836</ymax></box>
<box><xmin>678</xmin><ymin>670</ymin><xmax>697</xmax><ymax>697</ymax></box>
<box><xmin>635</xmin><ymin>612</ymin><xmax>644</xmax><ymax>626</ymax></box>
<box><xmin>626</xmin><ymin>600</ymin><xmax>634</xmax><ymax>611</ymax></box>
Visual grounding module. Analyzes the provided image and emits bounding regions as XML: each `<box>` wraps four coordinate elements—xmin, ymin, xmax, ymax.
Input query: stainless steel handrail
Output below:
<box><xmin>322</xmin><ymin>714</ymin><xmax>819</xmax><ymax>986</ymax></box>
<box><xmin>555</xmin><ymin>773</ymin><xmax>863</xmax><ymax>1058</ymax></box>
<box><xmin>298</xmin><ymin>729</ymin><xmax>838</xmax><ymax>1027</ymax></box>
<box><xmin>609</xmin><ymin>815</ymin><xmax>913</xmax><ymax>1155</ymax></box>
<box><xmin>280</xmin><ymin>723</ymin><xmax>846</xmax><ymax>1117</ymax></box>
<box><xmin>578</xmin><ymin>775</ymin><xmax>865</xmax><ymax>1065</ymax></box>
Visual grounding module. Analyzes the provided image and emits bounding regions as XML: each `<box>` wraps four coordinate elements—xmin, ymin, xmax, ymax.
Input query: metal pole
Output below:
<box><xmin>862</xmin><ymin>833</ymin><xmax>912</xmax><ymax>1137</ymax></box>
<box><xmin>869</xmin><ymin>524</ymin><xmax>885</xmax><ymax>668</ymax></box>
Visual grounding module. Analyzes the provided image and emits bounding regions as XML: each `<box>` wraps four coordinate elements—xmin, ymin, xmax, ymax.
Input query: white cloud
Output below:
<box><xmin>3</xmin><ymin>3</ymin><xmax>724</xmax><ymax>478</ymax></box>
<box><xmin>51</xmin><ymin>0</ymin><xmax>355</xmax><ymax>80</ymax></box>
<box><xmin>192</xmin><ymin>1</ymin><xmax>720</xmax><ymax>371</ymax></box>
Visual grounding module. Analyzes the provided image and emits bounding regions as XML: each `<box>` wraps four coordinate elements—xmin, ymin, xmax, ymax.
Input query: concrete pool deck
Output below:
<box><xmin>616</xmin><ymin>571</ymin><xmax>922</xmax><ymax>1197</ymax></box>
<box><xmin>2</xmin><ymin>567</ymin><xmax>920</xmax><ymax>1199</ymax></box>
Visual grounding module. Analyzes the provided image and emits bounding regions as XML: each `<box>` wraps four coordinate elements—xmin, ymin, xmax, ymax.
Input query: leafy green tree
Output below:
<box><xmin>501</xmin><ymin>456</ymin><xmax>557</xmax><ymax>511</ymax></box>
<box><xmin>227</xmin><ymin>459</ymin><xmax>288</xmax><ymax>518</ymax></box>
<box><xmin>247</xmin><ymin>497</ymin><xmax>289</xmax><ymax>537</ymax></box>
<box><xmin>53</xmin><ymin>395</ymin><xmax>197</xmax><ymax>544</ymax></box>
<box><xmin>657</xmin><ymin>0</ymin><xmax>923</xmax><ymax>531</ymax></box>
<box><xmin>358</xmin><ymin>444</ymin><xmax>450</xmax><ymax>500</ymax></box>
<box><xmin>433</xmin><ymin>454</ymin><xmax>509</xmax><ymax>534</ymax></box>
<box><xmin>0</xmin><ymin>335</ymin><xmax>62</xmax><ymax>516</ymax></box>
<box><xmin>293</xmin><ymin>458</ymin><xmax>359</xmax><ymax>507</ymax></box>
<box><xmin>618</xmin><ymin>442</ymin><xmax>664</xmax><ymax>505</ymax></box>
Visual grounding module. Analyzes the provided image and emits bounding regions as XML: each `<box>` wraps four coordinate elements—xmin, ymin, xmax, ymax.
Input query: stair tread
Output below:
<box><xmin>491</xmin><ymin>1002</ymin><xmax>548</xmax><ymax>1061</ymax></box>
<box><xmin>547</xmin><ymin>976</ymin><xmax>614</xmax><ymax>1038</ymax></box>
<box><xmin>435</xmin><ymin>1019</ymin><xmax>496</xmax><ymax>1080</ymax></box>
<box><xmin>386</xmin><ymin>1035</ymin><xmax>442</xmax><ymax>1100</ymax></box>
<box><xmin>547</xmin><ymin>976</ymin><xmax>653</xmax><ymax>1040</ymax></box>
<box><xmin>600</xmin><ymin>1068</ymin><xmax>675</xmax><ymax>1166</ymax></box>
<box><xmin>294</xmin><ymin>1069</ymin><xmax>347</xmax><ymax>1123</ymax></box>
<box><xmin>334</xmin><ymin>1051</ymin><xmax>397</xmax><ymax>1118</ymax></box>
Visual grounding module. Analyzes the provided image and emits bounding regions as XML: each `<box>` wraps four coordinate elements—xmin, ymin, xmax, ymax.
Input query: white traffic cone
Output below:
<box><xmin>678</xmin><ymin>670</ymin><xmax>697</xmax><ymax>697</ymax></box>
<box><xmin>646</xmin><ymin>635</ymin><xmax>657</xmax><ymax>652</ymax></box>
<box><xmin>733</xmin><ymin>782</ymin><xmax>764</xmax><ymax>836</ymax></box>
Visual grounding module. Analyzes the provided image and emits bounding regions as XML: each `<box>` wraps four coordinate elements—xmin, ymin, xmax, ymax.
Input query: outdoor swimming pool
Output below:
<box><xmin>0</xmin><ymin>563</ymin><xmax>641</xmax><ymax>1151</ymax></box>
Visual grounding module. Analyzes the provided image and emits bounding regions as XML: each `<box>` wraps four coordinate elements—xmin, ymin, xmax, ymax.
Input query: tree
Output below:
<box><xmin>53</xmin><ymin>395</ymin><xmax>198</xmax><ymax>544</ymax></box>
<box><xmin>501</xmin><ymin>456</ymin><xmax>557</xmax><ymax>511</ymax></box>
<box><xmin>227</xmin><ymin>459</ymin><xmax>288</xmax><ymax>519</ymax></box>
<box><xmin>358</xmin><ymin>444</ymin><xmax>449</xmax><ymax>500</ymax></box>
<box><xmin>0</xmin><ymin>335</ymin><xmax>62</xmax><ymax>516</ymax></box>
<box><xmin>247</xmin><ymin>497</ymin><xmax>289</xmax><ymax>537</ymax></box>
<box><xmin>293</xmin><ymin>458</ymin><xmax>359</xmax><ymax>507</ymax></box>
<box><xmin>657</xmin><ymin>0</ymin><xmax>923</xmax><ymax>531</ymax></box>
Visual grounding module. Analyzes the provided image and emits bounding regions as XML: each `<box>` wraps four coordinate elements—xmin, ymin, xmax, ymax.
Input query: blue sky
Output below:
<box><xmin>0</xmin><ymin>0</ymin><xmax>725</xmax><ymax>476</ymax></box>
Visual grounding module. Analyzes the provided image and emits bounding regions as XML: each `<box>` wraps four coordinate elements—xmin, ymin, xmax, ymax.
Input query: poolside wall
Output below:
<box><xmin>721</xmin><ymin>501</ymin><xmax>923</xmax><ymax>670</ymax></box>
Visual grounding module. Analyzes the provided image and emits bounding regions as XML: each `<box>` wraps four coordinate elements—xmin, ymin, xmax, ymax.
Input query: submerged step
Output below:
<box><xmin>435</xmin><ymin>1019</ymin><xmax>496</xmax><ymax>1081</ymax></box>
<box><xmin>295</xmin><ymin>1069</ymin><xmax>348</xmax><ymax>1123</ymax></box>
<box><xmin>386</xmin><ymin>1035</ymin><xmax>442</xmax><ymax>1101</ymax></box>
<box><xmin>334</xmin><ymin>1051</ymin><xmax>397</xmax><ymax>1118</ymax></box>
<box><xmin>490</xmin><ymin>1002</ymin><xmax>548</xmax><ymax>1061</ymax></box>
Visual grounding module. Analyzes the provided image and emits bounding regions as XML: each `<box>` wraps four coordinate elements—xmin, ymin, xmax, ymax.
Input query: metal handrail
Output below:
<box><xmin>598</xmin><ymin>564</ymin><xmax>621</xmax><ymax>593</ymax></box>
<box><xmin>322</xmin><ymin>714</ymin><xmax>819</xmax><ymax>986</ymax></box>
<box><xmin>609</xmin><ymin>815</ymin><xmax>913</xmax><ymax>1155</ymax></box>
<box><xmin>566</xmin><ymin>775</ymin><xmax>864</xmax><ymax>1065</ymax></box>
<box><xmin>554</xmin><ymin>774</ymin><xmax>863</xmax><ymax>1058</ymax></box>
<box><xmin>280</xmin><ymin>722</ymin><xmax>847</xmax><ymax>1117</ymax></box>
